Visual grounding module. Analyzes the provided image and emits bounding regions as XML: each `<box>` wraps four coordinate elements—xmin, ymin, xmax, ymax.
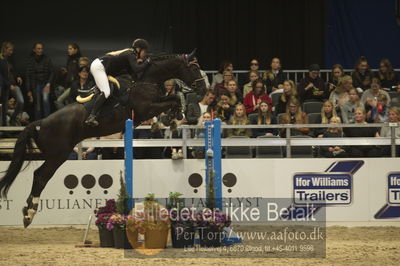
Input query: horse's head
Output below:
<box><xmin>177</xmin><ymin>49</ymin><xmax>207</xmax><ymax>96</ymax></box>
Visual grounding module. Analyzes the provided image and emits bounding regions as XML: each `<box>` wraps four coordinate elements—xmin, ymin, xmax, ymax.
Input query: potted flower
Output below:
<box><xmin>126</xmin><ymin>212</ymin><xmax>144</xmax><ymax>248</ymax></box>
<box><xmin>168</xmin><ymin>192</ymin><xmax>196</xmax><ymax>248</ymax></box>
<box><xmin>94</xmin><ymin>199</ymin><xmax>116</xmax><ymax>247</ymax></box>
<box><xmin>196</xmin><ymin>209</ymin><xmax>231</xmax><ymax>247</ymax></box>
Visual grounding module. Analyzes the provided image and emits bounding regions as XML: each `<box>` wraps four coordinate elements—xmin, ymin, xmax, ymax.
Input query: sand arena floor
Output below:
<box><xmin>0</xmin><ymin>225</ymin><xmax>399</xmax><ymax>266</ymax></box>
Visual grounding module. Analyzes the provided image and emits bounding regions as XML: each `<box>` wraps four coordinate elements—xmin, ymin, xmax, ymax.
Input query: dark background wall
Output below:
<box><xmin>1</xmin><ymin>0</ymin><xmax>325</xmax><ymax>73</ymax></box>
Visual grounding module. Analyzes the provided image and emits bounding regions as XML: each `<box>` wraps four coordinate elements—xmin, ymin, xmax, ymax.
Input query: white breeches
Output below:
<box><xmin>90</xmin><ymin>58</ymin><xmax>111</xmax><ymax>98</ymax></box>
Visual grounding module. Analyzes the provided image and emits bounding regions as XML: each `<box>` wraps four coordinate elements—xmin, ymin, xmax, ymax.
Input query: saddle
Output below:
<box><xmin>76</xmin><ymin>76</ymin><xmax>121</xmax><ymax>103</ymax></box>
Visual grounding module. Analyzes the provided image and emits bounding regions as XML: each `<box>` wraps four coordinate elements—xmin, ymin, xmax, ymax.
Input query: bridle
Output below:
<box><xmin>186</xmin><ymin>58</ymin><xmax>206</xmax><ymax>89</ymax></box>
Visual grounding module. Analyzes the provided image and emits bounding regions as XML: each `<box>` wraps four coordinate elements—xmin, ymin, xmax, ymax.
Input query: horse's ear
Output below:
<box><xmin>186</xmin><ymin>48</ymin><xmax>197</xmax><ymax>62</ymax></box>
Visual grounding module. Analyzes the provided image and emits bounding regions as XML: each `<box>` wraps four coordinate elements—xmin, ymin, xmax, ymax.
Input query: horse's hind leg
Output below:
<box><xmin>23</xmin><ymin>157</ymin><xmax>68</xmax><ymax>228</ymax></box>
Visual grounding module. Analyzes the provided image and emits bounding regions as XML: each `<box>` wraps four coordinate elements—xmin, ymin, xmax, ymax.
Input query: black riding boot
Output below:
<box><xmin>85</xmin><ymin>92</ymin><xmax>106</xmax><ymax>126</ymax></box>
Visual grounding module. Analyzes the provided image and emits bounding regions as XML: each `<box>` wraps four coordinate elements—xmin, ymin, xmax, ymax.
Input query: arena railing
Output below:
<box><xmin>204</xmin><ymin>69</ymin><xmax>400</xmax><ymax>84</ymax></box>
<box><xmin>0</xmin><ymin>124</ymin><xmax>398</xmax><ymax>159</ymax></box>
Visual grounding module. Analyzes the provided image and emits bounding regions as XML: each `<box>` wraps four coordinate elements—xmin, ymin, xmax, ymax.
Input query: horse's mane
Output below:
<box><xmin>149</xmin><ymin>53</ymin><xmax>182</xmax><ymax>62</ymax></box>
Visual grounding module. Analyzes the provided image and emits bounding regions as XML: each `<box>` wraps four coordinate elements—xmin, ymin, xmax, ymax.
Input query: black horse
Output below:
<box><xmin>0</xmin><ymin>50</ymin><xmax>206</xmax><ymax>227</ymax></box>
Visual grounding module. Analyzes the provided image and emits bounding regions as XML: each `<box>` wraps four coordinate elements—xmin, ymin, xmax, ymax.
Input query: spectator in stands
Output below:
<box><xmin>243</xmin><ymin>70</ymin><xmax>260</xmax><ymax>98</ymax></box>
<box><xmin>314</xmin><ymin>100</ymin><xmax>337</xmax><ymax>137</ymax></box>
<box><xmin>69</xmin><ymin>66</ymin><xmax>95</xmax><ymax>102</ymax></box>
<box><xmin>163</xmin><ymin>79</ymin><xmax>186</xmax><ymax>118</ymax></box>
<box><xmin>275</xmin><ymin>80</ymin><xmax>298</xmax><ymax>115</ymax></box>
<box><xmin>133</xmin><ymin>119</ymin><xmax>164</xmax><ymax>159</ymax></box>
<box><xmin>68</xmin><ymin>138</ymin><xmax>97</xmax><ymax>160</ymax></box>
<box><xmin>0</xmin><ymin>42</ymin><xmax>25</xmax><ymax>126</ymax></box>
<box><xmin>380</xmin><ymin>106</ymin><xmax>400</xmax><ymax>156</ymax></box>
<box><xmin>186</xmin><ymin>90</ymin><xmax>216</xmax><ymax>125</ymax></box>
<box><xmin>55</xmin><ymin>43</ymin><xmax>82</xmax><ymax>109</ymax></box>
<box><xmin>214</xmin><ymin>70</ymin><xmax>233</xmax><ymax>97</ymax></box>
<box><xmin>367</xmin><ymin>94</ymin><xmax>389</xmax><ymax>123</ymax></box>
<box><xmin>250</xmin><ymin>59</ymin><xmax>260</xmax><ymax>72</ymax></box>
<box><xmin>329</xmin><ymin>75</ymin><xmax>352</xmax><ymax>111</ymax></box>
<box><xmin>250</xmin><ymin>100</ymin><xmax>278</xmax><ymax>137</ymax></box>
<box><xmin>340</xmin><ymin>88</ymin><xmax>364</xmax><ymax>124</ymax></box>
<box><xmin>280</xmin><ymin>97</ymin><xmax>310</xmax><ymax>137</ymax></box>
<box><xmin>327</xmin><ymin>64</ymin><xmax>344</xmax><ymax>95</ymax></box>
<box><xmin>226</xmin><ymin>104</ymin><xmax>251</xmax><ymax>137</ymax></box>
<box><xmin>377</xmin><ymin>58</ymin><xmax>400</xmax><ymax>92</ymax></box>
<box><xmin>361</xmin><ymin>78</ymin><xmax>391</xmax><ymax>112</ymax></box>
<box><xmin>244</xmin><ymin>79</ymin><xmax>272</xmax><ymax>114</ymax></box>
<box><xmin>352</xmin><ymin>56</ymin><xmax>374</xmax><ymax>92</ymax></box>
<box><xmin>192</xmin><ymin>111</ymin><xmax>213</xmax><ymax>158</ymax></box>
<box><xmin>263</xmin><ymin>57</ymin><xmax>285</xmax><ymax>94</ymax></box>
<box><xmin>211</xmin><ymin>60</ymin><xmax>233</xmax><ymax>89</ymax></box>
<box><xmin>298</xmin><ymin>64</ymin><xmax>327</xmax><ymax>102</ymax></box>
<box><xmin>26</xmin><ymin>42</ymin><xmax>54</xmax><ymax>120</ymax></box>
<box><xmin>216</xmin><ymin>92</ymin><xmax>234</xmax><ymax>123</ymax></box>
<box><xmin>79</xmin><ymin>57</ymin><xmax>90</xmax><ymax>68</ymax></box>
<box><xmin>319</xmin><ymin>116</ymin><xmax>347</xmax><ymax>158</ymax></box>
<box><xmin>6</xmin><ymin>97</ymin><xmax>30</xmax><ymax>126</ymax></box>
<box><xmin>343</xmin><ymin>108</ymin><xmax>381</xmax><ymax>157</ymax></box>
<box><xmin>226</xmin><ymin>79</ymin><xmax>243</xmax><ymax>106</ymax></box>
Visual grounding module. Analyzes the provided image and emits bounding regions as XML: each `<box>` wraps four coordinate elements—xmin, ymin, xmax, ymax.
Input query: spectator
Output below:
<box><xmin>343</xmin><ymin>108</ymin><xmax>381</xmax><ymax>157</ymax></box>
<box><xmin>327</xmin><ymin>64</ymin><xmax>344</xmax><ymax>95</ymax></box>
<box><xmin>280</xmin><ymin>97</ymin><xmax>310</xmax><ymax>137</ymax></box>
<box><xmin>275</xmin><ymin>80</ymin><xmax>298</xmax><ymax>115</ymax></box>
<box><xmin>250</xmin><ymin>100</ymin><xmax>278</xmax><ymax>137</ymax></box>
<box><xmin>6</xmin><ymin>97</ymin><xmax>30</xmax><ymax>126</ymax></box>
<box><xmin>133</xmin><ymin>119</ymin><xmax>164</xmax><ymax>159</ymax></box>
<box><xmin>298</xmin><ymin>64</ymin><xmax>327</xmax><ymax>102</ymax></box>
<box><xmin>319</xmin><ymin>116</ymin><xmax>348</xmax><ymax>158</ymax></box>
<box><xmin>314</xmin><ymin>100</ymin><xmax>337</xmax><ymax>137</ymax></box>
<box><xmin>340</xmin><ymin>88</ymin><xmax>364</xmax><ymax>124</ymax></box>
<box><xmin>69</xmin><ymin>138</ymin><xmax>97</xmax><ymax>160</ymax></box>
<box><xmin>26</xmin><ymin>42</ymin><xmax>54</xmax><ymax>120</ymax></box>
<box><xmin>163</xmin><ymin>79</ymin><xmax>186</xmax><ymax>117</ymax></box>
<box><xmin>243</xmin><ymin>70</ymin><xmax>260</xmax><ymax>98</ymax></box>
<box><xmin>361</xmin><ymin>78</ymin><xmax>391</xmax><ymax>112</ymax></box>
<box><xmin>377</xmin><ymin>58</ymin><xmax>400</xmax><ymax>92</ymax></box>
<box><xmin>186</xmin><ymin>90</ymin><xmax>215</xmax><ymax>125</ymax></box>
<box><xmin>352</xmin><ymin>56</ymin><xmax>374</xmax><ymax>92</ymax></box>
<box><xmin>79</xmin><ymin>57</ymin><xmax>90</xmax><ymax>68</ymax></box>
<box><xmin>225</xmin><ymin>79</ymin><xmax>243</xmax><ymax>106</ymax></box>
<box><xmin>367</xmin><ymin>94</ymin><xmax>389</xmax><ymax>123</ymax></box>
<box><xmin>263</xmin><ymin>57</ymin><xmax>285</xmax><ymax>94</ymax></box>
<box><xmin>214</xmin><ymin>70</ymin><xmax>233</xmax><ymax>97</ymax></box>
<box><xmin>227</xmin><ymin>104</ymin><xmax>252</xmax><ymax>137</ymax></box>
<box><xmin>69</xmin><ymin>66</ymin><xmax>95</xmax><ymax>102</ymax></box>
<box><xmin>380</xmin><ymin>106</ymin><xmax>400</xmax><ymax>156</ymax></box>
<box><xmin>0</xmin><ymin>41</ymin><xmax>25</xmax><ymax>126</ymax></box>
<box><xmin>244</xmin><ymin>79</ymin><xmax>272</xmax><ymax>114</ymax></box>
<box><xmin>329</xmin><ymin>75</ymin><xmax>352</xmax><ymax>111</ymax></box>
<box><xmin>192</xmin><ymin>111</ymin><xmax>213</xmax><ymax>158</ymax></box>
<box><xmin>211</xmin><ymin>60</ymin><xmax>233</xmax><ymax>89</ymax></box>
<box><xmin>216</xmin><ymin>92</ymin><xmax>234</xmax><ymax>123</ymax></box>
<box><xmin>250</xmin><ymin>59</ymin><xmax>260</xmax><ymax>72</ymax></box>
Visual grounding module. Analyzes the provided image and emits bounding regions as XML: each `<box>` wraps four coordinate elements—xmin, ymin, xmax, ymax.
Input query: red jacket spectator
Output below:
<box><xmin>244</xmin><ymin>79</ymin><xmax>272</xmax><ymax>114</ymax></box>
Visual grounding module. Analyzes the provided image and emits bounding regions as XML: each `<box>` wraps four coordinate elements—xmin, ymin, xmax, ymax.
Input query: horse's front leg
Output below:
<box><xmin>146</xmin><ymin>100</ymin><xmax>180</xmax><ymax>120</ymax></box>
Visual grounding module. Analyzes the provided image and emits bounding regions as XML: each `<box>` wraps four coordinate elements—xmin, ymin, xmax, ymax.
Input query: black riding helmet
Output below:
<box><xmin>132</xmin><ymin>39</ymin><xmax>149</xmax><ymax>51</ymax></box>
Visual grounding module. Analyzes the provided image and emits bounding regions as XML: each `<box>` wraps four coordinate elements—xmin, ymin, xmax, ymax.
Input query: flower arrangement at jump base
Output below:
<box><xmin>94</xmin><ymin>199</ymin><xmax>116</xmax><ymax>247</ymax></box>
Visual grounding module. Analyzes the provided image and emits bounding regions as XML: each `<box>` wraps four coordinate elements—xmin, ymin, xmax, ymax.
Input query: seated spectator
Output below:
<box><xmin>275</xmin><ymin>80</ymin><xmax>298</xmax><ymax>115</ymax></box>
<box><xmin>377</xmin><ymin>58</ymin><xmax>400</xmax><ymax>92</ymax></box>
<box><xmin>186</xmin><ymin>90</ymin><xmax>216</xmax><ymax>125</ymax></box>
<box><xmin>314</xmin><ymin>100</ymin><xmax>337</xmax><ymax>137</ymax></box>
<box><xmin>211</xmin><ymin>60</ymin><xmax>233</xmax><ymax>89</ymax></box>
<box><xmin>226</xmin><ymin>104</ymin><xmax>252</xmax><ymax>137</ymax></box>
<box><xmin>243</xmin><ymin>70</ymin><xmax>260</xmax><ymax>98</ymax></box>
<box><xmin>6</xmin><ymin>97</ymin><xmax>30</xmax><ymax>126</ymax></box>
<box><xmin>361</xmin><ymin>78</ymin><xmax>391</xmax><ymax>112</ymax></box>
<box><xmin>298</xmin><ymin>64</ymin><xmax>327</xmax><ymax>102</ymax></box>
<box><xmin>380</xmin><ymin>106</ymin><xmax>400</xmax><ymax>156</ymax></box>
<box><xmin>329</xmin><ymin>75</ymin><xmax>352</xmax><ymax>111</ymax></box>
<box><xmin>216</xmin><ymin>92</ymin><xmax>234</xmax><ymax>123</ymax></box>
<box><xmin>263</xmin><ymin>57</ymin><xmax>285</xmax><ymax>94</ymax></box>
<box><xmin>100</xmin><ymin>132</ymin><xmax>124</xmax><ymax>159</ymax></box>
<box><xmin>26</xmin><ymin>42</ymin><xmax>54</xmax><ymax>120</ymax></box>
<box><xmin>327</xmin><ymin>64</ymin><xmax>344</xmax><ymax>95</ymax></box>
<box><xmin>352</xmin><ymin>56</ymin><xmax>374</xmax><ymax>92</ymax></box>
<box><xmin>192</xmin><ymin>111</ymin><xmax>213</xmax><ymax>158</ymax></box>
<box><xmin>343</xmin><ymin>108</ymin><xmax>381</xmax><ymax>157</ymax></box>
<box><xmin>79</xmin><ymin>57</ymin><xmax>90</xmax><ymax>68</ymax></box>
<box><xmin>319</xmin><ymin>116</ymin><xmax>348</xmax><ymax>158</ymax></box>
<box><xmin>280</xmin><ymin>97</ymin><xmax>310</xmax><ymax>137</ymax></box>
<box><xmin>367</xmin><ymin>94</ymin><xmax>389</xmax><ymax>123</ymax></box>
<box><xmin>214</xmin><ymin>70</ymin><xmax>233</xmax><ymax>98</ymax></box>
<box><xmin>69</xmin><ymin>137</ymin><xmax>97</xmax><ymax>160</ymax></box>
<box><xmin>244</xmin><ymin>79</ymin><xmax>272</xmax><ymax>114</ymax></box>
<box><xmin>250</xmin><ymin>100</ymin><xmax>278</xmax><ymax>137</ymax></box>
<box><xmin>340</xmin><ymin>88</ymin><xmax>364</xmax><ymax>124</ymax></box>
<box><xmin>133</xmin><ymin>119</ymin><xmax>164</xmax><ymax>159</ymax></box>
<box><xmin>69</xmin><ymin>66</ymin><xmax>95</xmax><ymax>103</ymax></box>
<box><xmin>163</xmin><ymin>79</ymin><xmax>186</xmax><ymax>118</ymax></box>
<box><xmin>225</xmin><ymin>79</ymin><xmax>243</xmax><ymax>106</ymax></box>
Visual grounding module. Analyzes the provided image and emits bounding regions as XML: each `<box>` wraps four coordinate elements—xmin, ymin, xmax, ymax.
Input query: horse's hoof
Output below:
<box><xmin>22</xmin><ymin>207</ymin><xmax>31</xmax><ymax>228</ymax></box>
<box><xmin>176</xmin><ymin>113</ymin><xmax>183</xmax><ymax>120</ymax></box>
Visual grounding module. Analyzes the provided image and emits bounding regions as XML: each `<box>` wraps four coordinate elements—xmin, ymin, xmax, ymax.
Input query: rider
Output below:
<box><xmin>85</xmin><ymin>38</ymin><xmax>150</xmax><ymax>126</ymax></box>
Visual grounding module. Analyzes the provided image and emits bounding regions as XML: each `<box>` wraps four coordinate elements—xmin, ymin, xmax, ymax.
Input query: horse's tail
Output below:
<box><xmin>0</xmin><ymin>121</ymin><xmax>41</xmax><ymax>198</ymax></box>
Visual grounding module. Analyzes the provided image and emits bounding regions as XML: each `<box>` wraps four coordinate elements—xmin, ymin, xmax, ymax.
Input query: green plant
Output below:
<box><xmin>167</xmin><ymin>192</ymin><xmax>184</xmax><ymax>210</ymax></box>
<box><xmin>116</xmin><ymin>171</ymin><xmax>130</xmax><ymax>215</ymax></box>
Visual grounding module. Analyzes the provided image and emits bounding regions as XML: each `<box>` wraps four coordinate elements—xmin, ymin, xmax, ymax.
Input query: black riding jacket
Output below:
<box><xmin>99</xmin><ymin>49</ymin><xmax>150</xmax><ymax>79</ymax></box>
